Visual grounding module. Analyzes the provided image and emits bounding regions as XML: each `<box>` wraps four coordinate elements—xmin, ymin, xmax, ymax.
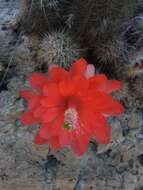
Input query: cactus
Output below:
<box><xmin>22</xmin><ymin>0</ymin><xmax>67</xmax><ymax>33</ymax></box>
<box><xmin>129</xmin><ymin>76</ymin><xmax>143</xmax><ymax>98</ymax></box>
<box><xmin>38</xmin><ymin>31</ymin><xmax>84</xmax><ymax>69</ymax></box>
<box><xmin>45</xmin><ymin>0</ymin><xmax>67</xmax><ymax>9</ymax></box>
<box><xmin>66</xmin><ymin>0</ymin><xmax>140</xmax><ymax>73</ymax></box>
<box><xmin>69</xmin><ymin>0</ymin><xmax>137</xmax><ymax>37</ymax></box>
<box><xmin>115</xmin><ymin>16</ymin><xmax>143</xmax><ymax>78</ymax></box>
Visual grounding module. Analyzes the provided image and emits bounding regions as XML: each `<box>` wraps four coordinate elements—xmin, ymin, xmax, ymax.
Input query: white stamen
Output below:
<box><xmin>84</xmin><ymin>64</ymin><xmax>95</xmax><ymax>79</ymax></box>
<box><xmin>64</xmin><ymin>108</ymin><xmax>79</xmax><ymax>130</ymax></box>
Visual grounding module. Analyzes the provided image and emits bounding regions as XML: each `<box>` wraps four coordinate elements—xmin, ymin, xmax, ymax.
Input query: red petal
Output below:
<box><xmin>79</xmin><ymin>108</ymin><xmax>110</xmax><ymax>144</ymax></box>
<box><xmin>20</xmin><ymin>90</ymin><xmax>40</xmax><ymax>111</ymax></box>
<box><xmin>49</xmin><ymin>67</ymin><xmax>68</xmax><ymax>82</ymax></box>
<box><xmin>92</xmin><ymin>115</ymin><xmax>111</xmax><ymax>144</ymax></box>
<box><xmin>33</xmin><ymin>106</ymin><xmax>46</xmax><ymax>118</ymax></box>
<box><xmin>59</xmin><ymin>76</ymin><xmax>89</xmax><ymax>97</ymax></box>
<box><xmin>20</xmin><ymin>90</ymin><xmax>35</xmax><ymax>100</ymax></box>
<box><xmin>20</xmin><ymin>111</ymin><xmax>38</xmax><ymax>125</ymax></box>
<box><xmin>40</xmin><ymin>98</ymin><xmax>64</xmax><ymax>109</ymax></box>
<box><xmin>28</xmin><ymin>73</ymin><xmax>48</xmax><ymax>90</ymax></box>
<box><xmin>59</xmin><ymin>129</ymin><xmax>70</xmax><ymax>147</ymax></box>
<box><xmin>79</xmin><ymin>110</ymin><xmax>96</xmax><ymax>135</ymax></box>
<box><xmin>59</xmin><ymin>79</ymin><xmax>75</xmax><ymax>96</ymax></box>
<box><xmin>28</xmin><ymin>96</ymin><xmax>40</xmax><ymax>110</ymax></box>
<box><xmin>47</xmin><ymin>115</ymin><xmax>64</xmax><ymax>136</ymax></box>
<box><xmin>49</xmin><ymin>136</ymin><xmax>61</xmax><ymax>151</ymax></box>
<box><xmin>89</xmin><ymin>75</ymin><xmax>123</xmax><ymax>93</ymax></box>
<box><xmin>43</xmin><ymin>83</ymin><xmax>59</xmax><ymax>96</ymax></box>
<box><xmin>70</xmin><ymin>131</ymin><xmax>89</xmax><ymax>156</ymax></box>
<box><xmin>39</xmin><ymin>115</ymin><xmax>64</xmax><ymax>139</ymax></box>
<box><xmin>98</xmin><ymin>80</ymin><xmax>123</xmax><ymax>93</ymax></box>
<box><xmin>72</xmin><ymin>76</ymin><xmax>89</xmax><ymax>96</ymax></box>
<box><xmin>94</xmin><ymin>125</ymin><xmax>110</xmax><ymax>144</ymax></box>
<box><xmin>39</xmin><ymin>125</ymin><xmax>50</xmax><ymax>139</ymax></box>
<box><xmin>84</xmin><ymin>91</ymin><xmax>124</xmax><ymax>116</ymax></box>
<box><xmin>34</xmin><ymin>133</ymin><xmax>48</xmax><ymax>144</ymax></box>
<box><xmin>42</xmin><ymin>83</ymin><xmax>64</xmax><ymax>107</ymax></box>
<box><xmin>42</xmin><ymin>107</ymin><xmax>64</xmax><ymax>123</ymax></box>
<box><xmin>89</xmin><ymin>74</ymin><xmax>107</xmax><ymax>89</ymax></box>
<box><xmin>79</xmin><ymin>91</ymin><xmax>106</xmax><ymax>113</ymax></box>
<box><xmin>70</xmin><ymin>58</ymin><xmax>87</xmax><ymax>76</ymax></box>
<box><xmin>100</xmin><ymin>99</ymin><xmax>124</xmax><ymax>116</ymax></box>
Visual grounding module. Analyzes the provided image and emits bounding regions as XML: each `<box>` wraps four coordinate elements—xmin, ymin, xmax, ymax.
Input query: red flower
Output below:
<box><xmin>20</xmin><ymin>58</ymin><xmax>124</xmax><ymax>156</ymax></box>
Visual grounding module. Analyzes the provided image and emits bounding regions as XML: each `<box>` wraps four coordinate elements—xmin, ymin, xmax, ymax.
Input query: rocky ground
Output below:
<box><xmin>0</xmin><ymin>74</ymin><xmax>143</xmax><ymax>190</ymax></box>
<box><xmin>0</xmin><ymin>0</ymin><xmax>143</xmax><ymax>190</ymax></box>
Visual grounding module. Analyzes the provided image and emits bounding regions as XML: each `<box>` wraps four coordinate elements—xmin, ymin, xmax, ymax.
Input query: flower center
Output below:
<box><xmin>63</xmin><ymin>108</ymin><xmax>79</xmax><ymax>131</ymax></box>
